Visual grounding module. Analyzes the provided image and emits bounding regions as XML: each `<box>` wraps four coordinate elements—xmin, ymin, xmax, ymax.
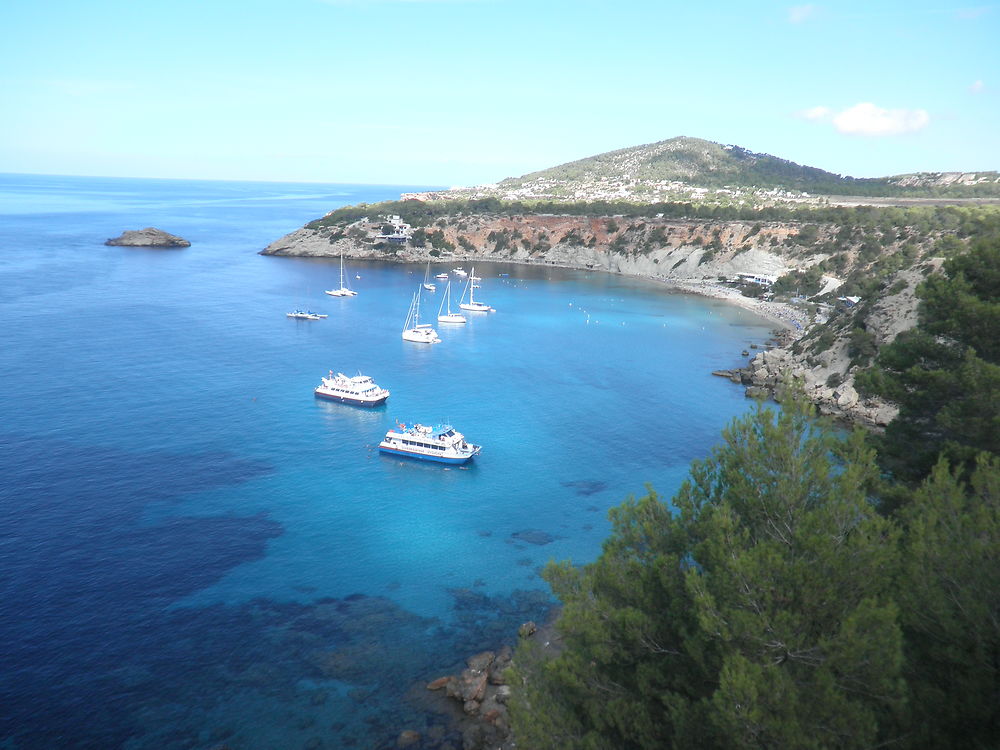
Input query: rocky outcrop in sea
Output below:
<box><xmin>411</xmin><ymin>622</ymin><xmax>549</xmax><ymax>750</ymax></box>
<box><xmin>105</xmin><ymin>227</ymin><xmax>191</xmax><ymax>247</ymax></box>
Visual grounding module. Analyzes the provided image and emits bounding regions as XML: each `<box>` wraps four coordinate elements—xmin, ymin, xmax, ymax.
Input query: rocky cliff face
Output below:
<box><xmin>738</xmin><ymin>261</ymin><xmax>938</xmax><ymax>427</ymax></box>
<box><xmin>263</xmin><ymin>215</ymin><xmax>815</xmax><ymax>282</ymax></box>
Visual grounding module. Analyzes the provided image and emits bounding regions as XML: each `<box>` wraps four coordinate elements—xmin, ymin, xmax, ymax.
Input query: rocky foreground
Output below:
<box><xmin>105</xmin><ymin>227</ymin><xmax>191</xmax><ymax>247</ymax></box>
<box><xmin>398</xmin><ymin>620</ymin><xmax>550</xmax><ymax>750</ymax></box>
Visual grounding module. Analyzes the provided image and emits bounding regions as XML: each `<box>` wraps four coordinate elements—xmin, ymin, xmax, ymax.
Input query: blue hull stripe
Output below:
<box><xmin>379</xmin><ymin>446</ymin><xmax>472</xmax><ymax>464</ymax></box>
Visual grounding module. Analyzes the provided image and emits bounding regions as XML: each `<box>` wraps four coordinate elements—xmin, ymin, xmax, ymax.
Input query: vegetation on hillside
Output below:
<box><xmin>506</xmin><ymin>235</ymin><xmax>1000</xmax><ymax>749</ymax></box>
<box><xmin>501</xmin><ymin>136</ymin><xmax>1000</xmax><ymax>199</ymax></box>
<box><xmin>856</xmin><ymin>238</ymin><xmax>1000</xmax><ymax>485</ymax></box>
<box><xmin>308</xmin><ymin>197</ymin><xmax>1000</xmax><ymax>240</ymax></box>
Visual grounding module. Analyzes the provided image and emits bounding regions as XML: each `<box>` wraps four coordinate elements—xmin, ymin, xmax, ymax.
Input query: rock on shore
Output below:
<box><xmin>105</xmin><ymin>227</ymin><xmax>191</xmax><ymax>248</ymax></box>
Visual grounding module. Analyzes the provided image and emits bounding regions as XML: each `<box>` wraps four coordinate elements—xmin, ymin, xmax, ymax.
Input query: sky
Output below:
<box><xmin>0</xmin><ymin>0</ymin><xmax>997</xmax><ymax>186</ymax></box>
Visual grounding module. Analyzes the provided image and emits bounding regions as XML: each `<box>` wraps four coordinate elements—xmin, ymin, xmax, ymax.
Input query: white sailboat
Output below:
<box><xmin>437</xmin><ymin>280</ymin><xmax>467</xmax><ymax>324</ymax></box>
<box><xmin>402</xmin><ymin>287</ymin><xmax>441</xmax><ymax>343</ymax></box>
<box><xmin>325</xmin><ymin>254</ymin><xmax>358</xmax><ymax>297</ymax></box>
<box><xmin>422</xmin><ymin>262</ymin><xmax>436</xmax><ymax>292</ymax></box>
<box><xmin>458</xmin><ymin>266</ymin><xmax>494</xmax><ymax>312</ymax></box>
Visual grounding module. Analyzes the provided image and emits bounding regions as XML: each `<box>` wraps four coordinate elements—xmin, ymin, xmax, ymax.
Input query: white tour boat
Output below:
<box><xmin>287</xmin><ymin>309</ymin><xmax>323</xmax><ymax>320</ymax></box>
<box><xmin>437</xmin><ymin>280</ymin><xmax>467</xmax><ymax>324</ymax></box>
<box><xmin>422</xmin><ymin>261</ymin><xmax>436</xmax><ymax>292</ymax></box>
<box><xmin>325</xmin><ymin>254</ymin><xmax>358</xmax><ymax>297</ymax></box>
<box><xmin>379</xmin><ymin>422</ymin><xmax>482</xmax><ymax>464</ymax></box>
<box><xmin>459</xmin><ymin>266</ymin><xmax>494</xmax><ymax>312</ymax></box>
<box><xmin>314</xmin><ymin>371</ymin><xmax>389</xmax><ymax>407</ymax></box>
<box><xmin>401</xmin><ymin>288</ymin><xmax>441</xmax><ymax>344</ymax></box>
<box><xmin>435</xmin><ymin>272</ymin><xmax>449</xmax><ymax>280</ymax></box>
<box><xmin>452</xmin><ymin>267</ymin><xmax>468</xmax><ymax>277</ymax></box>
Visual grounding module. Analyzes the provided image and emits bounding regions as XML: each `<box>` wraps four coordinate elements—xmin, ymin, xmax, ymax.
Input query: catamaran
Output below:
<box><xmin>422</xmin><ymin>262</ymin><xmax>436</xmax><ymax>292</ymax></box>
<box><xmin>437</xmin><ymin>280</ymin><xmax>467</xmax><ymax>324</ymax></box>
<box><xmin>325</xmin><ymin>254</ymin><xmax>358</xmax><ymax>297</ymax></box>
<box><xmin>459</xmin><ymin>267</ymin><xmax>494</xmax><ymax>312</ymax></box>
<box><xmin>402</xmin><ymin>287</ymin><xmax>441</xmax><ymax>344</ymax></box>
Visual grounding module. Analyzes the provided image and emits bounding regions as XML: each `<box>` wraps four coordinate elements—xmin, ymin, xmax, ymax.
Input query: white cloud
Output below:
<box><xmin>788</xmin><ymin>4</ymin><xmax>817</xmax><ymax>23</ymax></box>
<box><xmin>799</xmin><ymin>102</ymin><xmax>930</xmax><ymax>136</ymax></box>
<box><xmin>798</xmin><ymin>105</ymin><xmax>832</xmax><ymax>121</ymax></box>
<box><xmin>832</xmin><ymin>103</ymin><xmax>929</xmax><ymax>135</ymax></box>
<box><xmin>970</xmin><ymin>79</ymin><xmax>985</xmax><ymax>93</ymax></box>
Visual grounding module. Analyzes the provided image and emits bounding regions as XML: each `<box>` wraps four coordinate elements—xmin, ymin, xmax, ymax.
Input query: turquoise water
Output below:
<box><xmin>0</xmin><ymin>174</ymin><xmax>774</xmax><ymax>748</ymax></box>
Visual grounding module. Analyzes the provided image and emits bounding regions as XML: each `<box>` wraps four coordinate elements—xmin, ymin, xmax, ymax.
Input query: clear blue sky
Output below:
<box><xmin>1</xmin><ymin>0</ymin><xmax>997</xmax><ymax>185</ymax></box>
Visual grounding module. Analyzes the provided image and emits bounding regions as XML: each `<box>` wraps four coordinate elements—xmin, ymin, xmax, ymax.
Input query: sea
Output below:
<box><xmin>0</xmin><ymin>173</ymin><xmax>774</xmax><ymax>749</ymax></box>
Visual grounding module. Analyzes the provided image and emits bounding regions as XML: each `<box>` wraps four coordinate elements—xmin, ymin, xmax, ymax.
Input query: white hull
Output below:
<box><xmin>436</xmin><ymin>279</ymin><xmax>466</xmax><ymax>324</ymax></box>
<box><xmin>402</xmin><ymin>325</ymin><xmax>441</xmax><ymax>343</ymax></box>
<box><xmin>326</xmin><ymin>254</ymin><xmax>357</xmax><ymax>297</ymax></box>
<box><xmin>421</xmin><ymin>262</ymin><xmax>436</xmax><ymax>292</ymax></box>
<box><xmin>378</xmin><ymin>422</ymin><xmax>481</xmax><ymax>464</ymax></box>
<box><xmin>402</xmin><ymin>289</ymin><xmax>440</xmax><ymax>343</ymax></box>
<box><xmin>458</xmin><ymin>267</ymin><xmax>494</xmax><ymax>312</ymax></box>
<box><xmin>314</xmin><ymin>372</ymin><xmax>389</xmax><ymax>406</ymax></box>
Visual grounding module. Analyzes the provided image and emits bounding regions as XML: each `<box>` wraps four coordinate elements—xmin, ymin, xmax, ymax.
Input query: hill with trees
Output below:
<box><xmin>405</xmin><ymin>136</ymin><xmax>1000</xmax><ymax>205</ymax></box>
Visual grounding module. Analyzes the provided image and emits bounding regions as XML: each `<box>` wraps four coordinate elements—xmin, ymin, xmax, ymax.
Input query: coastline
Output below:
<box><xmin>261</xmin><ymin>231</ymin><xmax>810</xmax><ymax>338</ymax></box>
<box><xmin>643</xmin><ymin>276</ymin><xmax>808</xmax><ymax>334</ymax></box>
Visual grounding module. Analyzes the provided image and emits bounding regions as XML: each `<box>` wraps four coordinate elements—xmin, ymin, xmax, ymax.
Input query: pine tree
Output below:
<box><xmin>856</xmin><ymin>238</ymin><xmax>1000</xmax><ymax>486</ymax></box>
<box><xmin>509</xmin><ymin>397</ymin><xmax>904</xmax><ymax>749</ymax></box>
<box><xmin>897</xmin><ymin>454</ymin><xmax>1000</xmax><ymax>748</ymax></box>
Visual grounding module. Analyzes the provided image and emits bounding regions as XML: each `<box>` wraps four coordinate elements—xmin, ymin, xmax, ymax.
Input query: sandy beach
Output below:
<box><xmin>647</xmin><ymin>277</ymin><xmax>810</xmax><ymax>334</ymax></box>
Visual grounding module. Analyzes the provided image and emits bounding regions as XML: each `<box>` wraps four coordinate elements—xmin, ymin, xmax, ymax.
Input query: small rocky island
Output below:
<box><xmin>105</xmin><ymin>227</ymin><xmax>190</xmax><ymax>248</ymax></box>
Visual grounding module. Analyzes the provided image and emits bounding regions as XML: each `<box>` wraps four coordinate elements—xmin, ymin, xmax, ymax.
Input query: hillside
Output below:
<box><xmin>404</xmin><ymin>136</ymin><xmax>1000</xmax><ymax>205</ymax></box>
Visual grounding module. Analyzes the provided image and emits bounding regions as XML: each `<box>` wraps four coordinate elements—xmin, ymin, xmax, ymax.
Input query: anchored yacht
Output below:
<box><xmin>379</xmin><ymin>422</ymin><xmax>481</xmax><ymax>464</ymax></box>
<box><xmin>314</xmin><ymin>371</ymin><xmax>389</xmax><ymax>407</ymax></box>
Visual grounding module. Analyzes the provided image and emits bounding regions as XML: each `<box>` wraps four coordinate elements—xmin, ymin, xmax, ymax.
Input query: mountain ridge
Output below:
<box><xmin>408</xmin><ymin>136</ymin><xmax>1000</xmax><ymax>204</ymax></box>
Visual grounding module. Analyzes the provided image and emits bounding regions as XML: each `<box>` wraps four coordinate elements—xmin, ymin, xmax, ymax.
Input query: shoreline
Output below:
<box><xmin>645</xmin><ymin>277</ymin><xmax>808</xmax><ymax>334</ymax></box>
<box><xmin>268</xmin><ymin>240</ymin><xmax>811</xmax><ymax>338</ymax></box>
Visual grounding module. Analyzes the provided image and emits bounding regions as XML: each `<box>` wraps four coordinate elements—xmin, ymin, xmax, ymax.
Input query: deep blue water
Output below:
<box><xmin>0</xmin><ymin>173</ymin><xmax>774</xmax><ymax>749</ymax></box>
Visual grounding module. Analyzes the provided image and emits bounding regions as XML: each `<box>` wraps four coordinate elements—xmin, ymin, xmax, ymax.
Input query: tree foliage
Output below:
<box><xmin>509</xmin><ymin>398</ymin><xmax>904</xmax><ymax>749</ymax></box>
<box><xmin>896</xmin><ymin>455</ymin><xmax>1000</xmax><ymax>747</ymax></box>
<box><xmin>856</xmin><ymin>238</ymin><xmax>1000</xmax><ymax>484</ymax></box>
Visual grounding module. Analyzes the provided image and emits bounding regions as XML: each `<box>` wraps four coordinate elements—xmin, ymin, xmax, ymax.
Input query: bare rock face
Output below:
<box><xmin>105</xmin><ymin>227</ymin><xmax>190</xmax><ymax>248</ymax></box>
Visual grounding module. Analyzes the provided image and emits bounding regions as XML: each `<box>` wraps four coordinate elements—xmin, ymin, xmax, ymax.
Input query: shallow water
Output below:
<box><xmin>0</xmin><ymin>173</ymin><xmax>774</xmax><ymax>748</ymax></box>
